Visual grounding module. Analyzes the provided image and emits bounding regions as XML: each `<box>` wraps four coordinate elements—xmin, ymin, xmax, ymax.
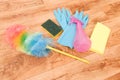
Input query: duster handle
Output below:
<box><xmin>46</xmin><ymin>45</ymin><xmax>89</xmax><ymax>64</ymax></box>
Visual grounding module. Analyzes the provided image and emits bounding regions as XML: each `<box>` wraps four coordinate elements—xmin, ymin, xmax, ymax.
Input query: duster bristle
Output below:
<box><xmin>5</xmin><ymin>25</ymin><xmax>26</xmax><ymax>47</ymax></box>
<box><xmin>5</xmin><ymin>25</ymin><xmax>53</xmax><ymax>57</ymax></box>
<box><xmin>24</xmin><ymin>33</ymin><xmax>52</xmax><ymax>57</ymax></box>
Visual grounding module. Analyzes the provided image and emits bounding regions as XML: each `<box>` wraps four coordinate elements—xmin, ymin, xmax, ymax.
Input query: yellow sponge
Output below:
<box><xmin>90</xmin><ymin>22</ymin><xmax>111</xmax><ymax>54</ymax></box>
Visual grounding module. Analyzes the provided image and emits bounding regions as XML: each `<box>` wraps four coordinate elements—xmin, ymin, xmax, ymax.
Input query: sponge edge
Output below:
<box><xmin>90</xmin><ymin>22</ymin><xmax>111</xmax><ymax>54</ymax></box>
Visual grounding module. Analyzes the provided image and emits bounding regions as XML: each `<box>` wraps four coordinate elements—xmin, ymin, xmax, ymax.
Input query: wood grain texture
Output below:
<box><xmin>0</xmin><ymin>0</ymin><xmax>120</xmax><ymax>80</ymax></box>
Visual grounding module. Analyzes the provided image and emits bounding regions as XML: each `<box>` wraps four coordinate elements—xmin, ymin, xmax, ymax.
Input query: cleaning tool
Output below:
<box><xmin>54</xmin><ymin>8</ymin><xmax>89</xmax><ymax>48</ymax></box>
<box><xmin>70</xmin><ymin>17</ymin><xmax>91</xmax><ymax>52</ymax></box>
<box><xmin>5</xmin><ymin>25</ymin><xmax>89</xmax><ymax>64</ymax></box>
<box><xmin>90</xmin><ymin>22</ymin><xmax>111</xmax><ymax>54</ymax></box>
<box><xmin>41</xmin><ymin>19</ymin><xmax>62</xmax><ymax>37</ymax></box>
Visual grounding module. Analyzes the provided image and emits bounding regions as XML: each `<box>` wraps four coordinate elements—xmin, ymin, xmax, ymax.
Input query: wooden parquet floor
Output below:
<box><xmin>0</xmin><ymin>0</ymin><xmax>120</xmax><ymax>80</ymax></box>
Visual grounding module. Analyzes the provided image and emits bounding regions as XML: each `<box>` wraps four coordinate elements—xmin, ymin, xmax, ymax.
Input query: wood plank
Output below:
<box><xmin>0</xmin><ymin>0</ymin><xmax>120</xmax><ymax>80</ymax></box>
<box><xmin>105</xmin><ymin>73</ymin><xmax>120</xmax><ymax>80</ymax></box>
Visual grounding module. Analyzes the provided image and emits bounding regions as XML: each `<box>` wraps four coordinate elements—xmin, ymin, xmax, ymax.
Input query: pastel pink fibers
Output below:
<box><xmin>5</xmin><ymin>24</ymin><xmax>26</xmax><ymax>47</ymax></box>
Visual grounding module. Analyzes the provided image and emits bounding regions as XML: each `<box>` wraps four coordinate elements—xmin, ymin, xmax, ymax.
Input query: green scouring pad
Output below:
<box><xmin>41</xmin><ymin>19</ymin><xmax>62</xmax><ymax>37</ymax></box>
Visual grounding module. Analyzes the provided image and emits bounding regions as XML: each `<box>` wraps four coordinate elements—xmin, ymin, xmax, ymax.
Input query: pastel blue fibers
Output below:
<box><xmin>30</xmin><ymin>38</ymin><xmax>50</xmax><ymax>57</ymax></box>
<box><xmin>23</xmin><ymin>33</ymin><xmax>42</xmax><ymax>55</ymax></box>
<box><xmin>24</xmin><ymin>32</ymin><xmax>53</xmax><ymax>57</ymax></box>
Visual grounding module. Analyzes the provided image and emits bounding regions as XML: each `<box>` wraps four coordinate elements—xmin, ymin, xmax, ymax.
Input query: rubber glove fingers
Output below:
<box><xmin>54</xmin><ymin>10</ymin><xmax>61</xmax><ymax>24</ymax></box>
<box><xmin>54</xmin><ymin>8</ymin><xmax>63</xmax><ymax>25</ymax></box>
<box><xmin>62</xmin><ymin>8</ymin><xmax>67</xmax><ymax>17</ymax></box>
<box><xmin>61</xmin><ymin>8</ymin><xmax>71</xmax><ymax>26</ymax></box>
<box><xmin>75</xmin><ymin>11</ymin><xmax>89</xmax><ymax>29</ymax></box>
<box><xmin>74</xmin><ymin>10</ymin><xmax>79</xmax><ymax>18</ymax></box>
<box><xmin>78</xmin><ymin>11</ymin><xmax>84</xmax><ymax>21</ymax></box>
<box><xmin>65</xmin><ymin>9</ymin><xmax>71</xmax><ymax>23</ymax></box>
<box><xmin>82</xmin><ymin>15</ymin><xmax>89</xmax><ymax>28</ymax></box>
<box><xmin>54</xmin><ymin>8</ymin><xmax>69</xmax><ymax>30</ymax></box>
<box><xmin>61</xmin><ymin>13</ymin><xmax>68</xmax><ymax>30</ymax></box>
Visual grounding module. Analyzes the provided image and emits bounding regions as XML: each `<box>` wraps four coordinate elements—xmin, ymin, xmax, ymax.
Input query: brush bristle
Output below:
<box><xmin>24</xmin><ymin>33</ymin><xmax>53</xmax><ymax>57</ymax></box>
<box><xmin>5</xmin><ymin>25</ymin><xmax>53</xmax><ymax>57</ymax></box>
<box><xmin>5</xmin><ymin>25</ymin><xmax>27</xmax><ymax>47</ymax></box>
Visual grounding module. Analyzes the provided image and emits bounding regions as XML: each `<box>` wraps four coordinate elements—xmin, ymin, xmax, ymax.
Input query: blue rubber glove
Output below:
<box><xmin>54</xmin><ymin>8</ymin><xmax>89</xmax><ymax>48</ymax></box>
<box><xmin>54</xmin><ymin>8</ymin><xmax>70</xmax><ymax>30</ymax></box>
